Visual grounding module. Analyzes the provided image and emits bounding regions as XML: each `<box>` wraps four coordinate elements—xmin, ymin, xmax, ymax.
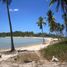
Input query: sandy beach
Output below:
<box><xmin>0</xmin><ymin>37</ymin><xmax>62</xmax><ymax>67</ymax></box>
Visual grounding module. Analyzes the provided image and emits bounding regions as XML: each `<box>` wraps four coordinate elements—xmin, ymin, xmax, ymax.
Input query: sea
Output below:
<box><xmin>0</xmin><ymin>37</ymin><xmax>46</xmax><ymax>49</ymax></box>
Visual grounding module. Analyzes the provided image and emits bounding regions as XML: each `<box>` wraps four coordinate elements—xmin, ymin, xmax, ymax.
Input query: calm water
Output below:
<box><xmin>0</xmin><ymin>37</ymin><xmax>45</xmax><ymax>49</ymax></box>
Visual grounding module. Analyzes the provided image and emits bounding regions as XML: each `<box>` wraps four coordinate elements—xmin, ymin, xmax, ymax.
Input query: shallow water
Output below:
<box><xmin>0</xmin><ymin>37</ymin><xmax>46</xmax><ymax>49</ymax></box>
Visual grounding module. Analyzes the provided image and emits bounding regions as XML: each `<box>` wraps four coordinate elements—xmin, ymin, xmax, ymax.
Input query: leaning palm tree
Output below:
<box><xmin>2</xmin><ymin>0</ymin><xmax>15</xmax><ymax>51</ymax></box>
<box><xmin>37</xmin><ymin>16</ymin><xmax>46</xmax><ymax>44</ymax></box>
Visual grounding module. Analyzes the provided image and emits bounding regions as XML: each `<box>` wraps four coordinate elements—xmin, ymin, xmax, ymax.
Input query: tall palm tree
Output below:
<box><xmin>2</xmin><ymin>0</ymin><xmax>15</xmax><ymax>51</ymax></box>
<box><xmin>37</xmin><ymin>16</ymin><xmax>46</xmax><ymax>44</ymax></box>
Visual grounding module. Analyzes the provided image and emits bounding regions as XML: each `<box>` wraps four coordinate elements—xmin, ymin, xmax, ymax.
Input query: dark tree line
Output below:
<box><xmin>0</xmin><ymin>31</ymin><xmax>62</xmax><ymax>38</ymax></box>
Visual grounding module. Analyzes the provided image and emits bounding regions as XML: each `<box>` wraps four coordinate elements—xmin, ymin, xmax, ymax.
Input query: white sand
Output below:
<box><xmin>0</xmin><ymin>53</ymin><xmax>18</xmax><ymax>61</ymax></box>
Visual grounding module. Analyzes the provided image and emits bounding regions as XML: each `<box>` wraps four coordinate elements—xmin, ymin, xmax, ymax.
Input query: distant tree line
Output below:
<box><xmin>0</xmin><ymin>31</ymin><xmax>63</xmax><ymax>38</ymax></box>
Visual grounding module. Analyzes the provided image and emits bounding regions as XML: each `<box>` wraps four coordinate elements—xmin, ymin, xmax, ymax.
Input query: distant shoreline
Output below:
<box><xmin>0</xmin><ymin>36</ymin><xmax>52</xmax><ymax>39</ymax></box>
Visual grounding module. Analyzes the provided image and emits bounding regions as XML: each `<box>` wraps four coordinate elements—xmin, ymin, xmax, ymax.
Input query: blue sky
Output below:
<box><xmin>0</xmin><ymin>0</ymin><xmax>64</xmax><ymax>33</ymax></box>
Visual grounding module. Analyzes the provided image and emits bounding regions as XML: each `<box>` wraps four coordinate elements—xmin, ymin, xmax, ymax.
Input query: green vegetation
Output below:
<box><xmin>50</xmin><ymin>0</ymin><xmax>67</xmax><ymax>13</ymax></box>
<box><xmin>0</xmin><ymin>31</ymin><xmax>63</xmax><ymax>38</ymax></box>
<box><xmin>41</xmin><ymin>39</ymin><xmax>67</xmax><ymax>62</ymax></box>
<box><xmin>47</xmin><ymin>10</ymin><xmax>64</xmax><ymax>37</ymax></box>
<box><xmin>50</xmin><ymin>0</ymin><xmax>67</xmax><ymax>34</ymax></box>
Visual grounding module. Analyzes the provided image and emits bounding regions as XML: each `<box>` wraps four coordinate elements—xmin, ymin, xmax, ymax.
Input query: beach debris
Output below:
<box><xmin>24</xmin><ymin>60</ymin><xmax>32</xmax><ymax>63</ymax></box>
<box><xmin>18</xmin><ymin>50</ymin><xmax>28</xmax><ymax>52</ymax></box>
<box><xmin>51</xmin><ymin>56</ymin><xmax>59</xmax><ymax>62</ymax></box>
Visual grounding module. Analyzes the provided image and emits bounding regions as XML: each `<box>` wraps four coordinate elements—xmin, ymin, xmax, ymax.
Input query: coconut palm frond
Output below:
<box><xmin>49</xmin><ymin>0</ymin><xmax>56</xmax><ymax>6</ymax></box>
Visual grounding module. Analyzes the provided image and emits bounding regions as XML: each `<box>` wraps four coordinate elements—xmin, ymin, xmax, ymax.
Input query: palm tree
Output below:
<box><xmin>47</xmin><ymin>10</ymin><xmax>64</xmax><ymax>38</ymax></box>
<box><xmin>49</xmin><ymin>0</ymin><xmax>67</xmax><ymax>13</ymax></box>
<box><xmin>49</xmin><ymin>0</ymin><xmax>67</xmax><ymax>34</ymax></box>
<box><xmin>37</xmin><ymin>16</ymin><xmax>46</xmax><ymax>44</ymax></box>
<box><xmin>2</xmin><ymin>0</ymin><xmax>15</xmax><ymax>51</ymax></box>
<box><xmin>47</xmin><ymin>10</ymin><xmax>57</xmax><ymax>33</ymax></box>
<box><xmin>47</xmin><ymin>10</ymin><xmax>53</xmax><ymax>24</ymax></box>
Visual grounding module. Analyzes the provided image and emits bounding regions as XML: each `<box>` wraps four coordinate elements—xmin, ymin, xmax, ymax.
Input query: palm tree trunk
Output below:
<box><xmin>42</xmin><ymin>27</ymin><xmax>44</xmax><ymax>44</ymax></box>
<box><xmin>6</xmin><ymin>1</ymin><xmax>15</xmax><ymax>51</ymax></box>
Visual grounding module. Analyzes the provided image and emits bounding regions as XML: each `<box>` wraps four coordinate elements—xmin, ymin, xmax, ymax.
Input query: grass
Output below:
<box><xmin>41</xmin><ymin>39</ymin><xmax>67</xmax><ymax>62</ymax></box>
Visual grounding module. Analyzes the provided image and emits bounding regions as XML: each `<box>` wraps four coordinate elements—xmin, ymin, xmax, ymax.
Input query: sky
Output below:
<box><xmin>0</xmin><ymin>0</ymin><xmax>64</xmax><ymax>33</ymax></box>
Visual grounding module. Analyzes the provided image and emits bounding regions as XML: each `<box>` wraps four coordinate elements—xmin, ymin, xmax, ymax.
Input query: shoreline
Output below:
<box><xmin>0</xmin><ymin>36</ymin><xmax>53</xmax><ymax>39</ymax></box>
<box><xmin>0</xmin><ymin>37</ymin><xmax>53</xmax><ymax>52</ymax></box>
<box><xmin>0</xmin><ymin>37</ymin><xmax>51</xmax><ymax>50</ymax></box>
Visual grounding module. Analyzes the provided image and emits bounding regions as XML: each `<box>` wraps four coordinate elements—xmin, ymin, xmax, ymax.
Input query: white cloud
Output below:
<box><xmin>9</xmin><ymin>8</ymin><xmax>19</xmax><ymax>12</ymax></box>
<box><xmin>14</xmin><ymin>9</ymin><xmax>19</xmax><ymax>12</ymax></box>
